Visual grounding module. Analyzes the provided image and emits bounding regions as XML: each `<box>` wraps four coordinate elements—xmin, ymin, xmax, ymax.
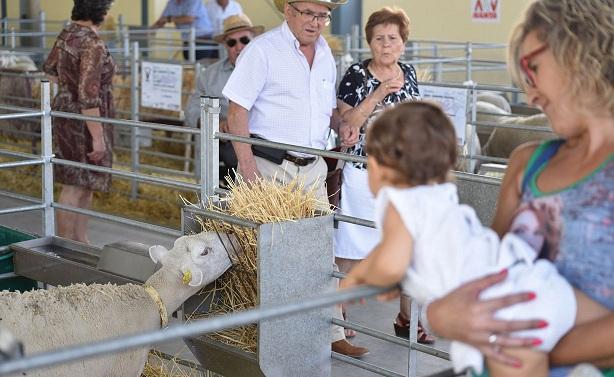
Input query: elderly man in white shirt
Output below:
<box><xmin>223</xmin><ymin>0</ymin><xmax>369</xmax><ymax>359</ymax></box>
<box><xmin>206</xmin><ymin>0</ymin><xmax>243</xmax><ymax>36</ymax></box>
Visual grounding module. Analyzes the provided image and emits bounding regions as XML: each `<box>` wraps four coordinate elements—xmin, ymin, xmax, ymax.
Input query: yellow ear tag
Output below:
<box><xmin>182</xmin><ymin>271</ymin><xmax>192</xmax><ymax>285</ymax></box>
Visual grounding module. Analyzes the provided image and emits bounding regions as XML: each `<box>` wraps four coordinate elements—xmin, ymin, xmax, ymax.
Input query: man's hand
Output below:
<box><xmin>238</xmin><ymin>158</ymin><xmax>261</xmax><ymax>183</ymax></box>
<box><xmin>339</xmin><ymin>120</ymin><xmax>359</xmax><ymax>147</ymax></box>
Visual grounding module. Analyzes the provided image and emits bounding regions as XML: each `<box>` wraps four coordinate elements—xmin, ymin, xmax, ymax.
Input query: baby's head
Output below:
<box><xmin>366</xmin><ymin>101</ymin><xmax>457</xmax><ymax>192</ymax></box>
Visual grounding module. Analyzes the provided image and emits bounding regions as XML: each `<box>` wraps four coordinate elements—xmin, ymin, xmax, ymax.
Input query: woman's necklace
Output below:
<box><xmin>369</xmin><ymin>62</ymin><xmax>402</xmax><ymax>82</ymax></box>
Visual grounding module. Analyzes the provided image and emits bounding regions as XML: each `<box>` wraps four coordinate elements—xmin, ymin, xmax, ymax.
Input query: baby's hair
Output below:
<box><xmin>366</xmin><ymin>101</ymin><xmax>457</xmax><ymax>186</ymax></box>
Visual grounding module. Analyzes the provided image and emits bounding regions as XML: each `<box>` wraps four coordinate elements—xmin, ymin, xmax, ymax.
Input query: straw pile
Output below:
<box><xmin>188</xmin><ymin>175</ymin><xmax>331</xmax><ymax>353</ymax></box>
<box><xmin>141</xmin><ymin>350</ymin><xmax>219</xmax><ymax>377</ymax></box>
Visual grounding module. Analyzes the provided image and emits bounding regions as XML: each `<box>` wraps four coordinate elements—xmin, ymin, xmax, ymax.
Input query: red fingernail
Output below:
<box><xmin>532</xmin><ymin>339</ymin><xmax>543</xmax><ymax>346</ymax></box>
<box><xmin>527</xmin><ymin>292</ymin><xmax>537</xmax><ymax>300</ymax></box>
<box><xmin>513</xmin><ymin>361</ymin><xmax>523</xmax><ymax>369</ymax></box>
<box><xmin>498</xmin><ymin>268</ymin><xmax>508</xmax><ymax>276</ymax></box>
<box><xmin>537</xmin><ymin>320</ymin><xmax>549</xmax><ymax>328</ymax></box>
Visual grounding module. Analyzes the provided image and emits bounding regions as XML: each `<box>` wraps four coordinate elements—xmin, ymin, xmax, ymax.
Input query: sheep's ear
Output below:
<box><xmin>188</xmin><ymin>269</ymin><xmax>203</xmax><ymax>287</ymax></box>
<box><xmin>149</xmin><ymin>245</ymin><xmax>169</xmax><ymax>264</ymax></box>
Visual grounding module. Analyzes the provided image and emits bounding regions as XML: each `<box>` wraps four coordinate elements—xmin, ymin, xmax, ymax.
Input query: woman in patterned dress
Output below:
<box><xmin>334</xmin><ymin>6</ymin><xmax>432</xmax><ymax>343</ymax></box>
<box><xmin>43</xmin><ymin>0</ymin><xmax>115</xmax><ymax>243</ymax></box>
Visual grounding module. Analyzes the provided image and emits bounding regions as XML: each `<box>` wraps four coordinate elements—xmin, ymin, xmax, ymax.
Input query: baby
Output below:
<box><xmin>339</xmin><ymin>102</ymin><xmax>603</xmax><ymax>376</ymax></box>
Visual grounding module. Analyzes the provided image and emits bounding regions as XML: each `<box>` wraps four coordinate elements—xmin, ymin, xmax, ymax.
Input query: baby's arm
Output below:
<box><xmin>340</xmin><ymin>203</ymin><xmax>414</xmax><ymax>290</ymax></box>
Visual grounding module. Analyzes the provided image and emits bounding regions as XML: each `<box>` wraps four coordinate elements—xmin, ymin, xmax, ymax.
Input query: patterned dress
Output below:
<box><xmin>337</xmin><ymin>59</ymin><xmax>420</xmax><ymax>170</ymax></box>
<box><xmin>43</xmin><ymin>23</ymin><xmax>115</xmax><ymax>192</ymax></box>
<box><xmin>334</xmin><ymin>59</ymin><xmax>420</xmax><ymax>260</ymax></box>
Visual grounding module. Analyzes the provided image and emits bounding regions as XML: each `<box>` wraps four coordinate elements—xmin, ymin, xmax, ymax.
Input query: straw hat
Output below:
<box><xmin>274</xmin><ymin>0</ymin><xmax>348</xmax><ymax>12</ymax></box>
<box><xmin>213</xmin><ymin>14</ymin><xmax>265</xmax><ymax>44</ymax></box>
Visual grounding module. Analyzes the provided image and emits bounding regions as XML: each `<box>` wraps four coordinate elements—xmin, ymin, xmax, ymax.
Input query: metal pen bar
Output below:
<box><xmin>0</xmin><ymin>159</ymin><xmax>43</xmax><ymax>169</ymax></box>
<box><xmin>469</xmin><ymin>120</ymin><xmax>551</xmax><ymax>133</ymax></box>
<box><xmin>0</xmin><ymin>204</ymin><xmax>45</xmax><ymax>215</ymax></box>
<box><xmin>0</xmin><ymin>112</ymin><xmax>44</xmax><ymax>120</ymax></box>
<box><xmin>51</xmin><ymin>158</ymin><xmax>201</xmax><ymax>191</ymax></box>
<box><xmin>333</xmin><ymin>213</ymin><xmax>375</xmax><ymax>228</ymax></box>
<box><xmin>183</xmin><ymin>206</ymin><xmax>259</xmax><ymax>229</ymax></box>
<box><xmin>453</xmin><ymin>171</ymin><xmax>501</xmax><ymax>185</ymax></box>
<box><xmin>50</xmin><ymin>111</ymin><xmax>200</xmax><ymax>135</ymax></box>
<box><xmin>0</xmin><ymin>149</ymin><xmax>41</xmax><ymax>160</ymax></box>
<box><xmin>52</xmin><ymin>203</ymin><xmax>181</xmax><ymax>237</ymax></box>
<box><xmin>332</xmin><ymin>318</ymin><xmax>412</xmax><ymax>348</ymax></box>
<box><xmin>0</xmin><ymin>189</ymin><xmax>41</xmax><ymax>204</ymax></box>
<box><xmin>0</xmin><ymin>285</ymin><xmax>389</xmax><ymax>376</ymax></box>
<box><xmin>331</xmin><ymin>353</ymin><xmax>405</xmax><ymax>377</ymax></box>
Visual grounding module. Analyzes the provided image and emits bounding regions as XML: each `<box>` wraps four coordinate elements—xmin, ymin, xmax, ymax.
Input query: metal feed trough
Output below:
<box><xmin>181</xmin><ymin>207</ymin><xmax>335</xmax><ymax>377</ymax></box>
<box><xmin>10</xmin><ymin>236</ymin><xmax>156</xmax><ymax>286</ymax></box>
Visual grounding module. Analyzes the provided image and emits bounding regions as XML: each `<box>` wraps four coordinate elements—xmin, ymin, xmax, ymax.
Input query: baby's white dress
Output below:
<box><xmin>374</xmin><ymin>183</ymin><xmax>576</xmax><ymax>373</ymax></box>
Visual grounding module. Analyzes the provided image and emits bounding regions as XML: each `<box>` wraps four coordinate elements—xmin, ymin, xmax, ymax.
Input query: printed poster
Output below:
<box><xmin>420</xmin><ymin>85</ymin><xmax>469</xmax><ymax>146</ymax></box>
<box><xmin>471</xmin><ymin>0</ymin><xmax>501</xmax><ymax>22</ymax></box>
<box><xmin>141</xmin><ymin>61</ymin><xmax>183</xmax><ymax>111</ymax></box>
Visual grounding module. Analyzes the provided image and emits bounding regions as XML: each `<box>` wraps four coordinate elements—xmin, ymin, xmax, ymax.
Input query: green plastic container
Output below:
<box><xmin>0</xmin><ymin>225</ymin><xmax>38</xmax><ymax>292</ymax></box>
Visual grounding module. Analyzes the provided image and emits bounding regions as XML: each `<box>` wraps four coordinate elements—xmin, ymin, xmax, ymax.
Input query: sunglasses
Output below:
<box><xmin>519</xmin><ymin>43</ymin><xmax>548</xmax><ymax>88</ymax></box>
<box><xmin>225</xmin><ymin>36</ymin><xmax>251</xmax><ymax>48</ymax></box>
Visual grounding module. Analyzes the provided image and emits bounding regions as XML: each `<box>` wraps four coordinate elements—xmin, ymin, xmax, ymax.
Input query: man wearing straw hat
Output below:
<box><xmin>185</xmin><ymin>14</ymin><xmax>264</xmax><ymax>185</ymax></box>
<box><xmin>223</xmin><ymin>0</ymin><xmax>369</xmax><ymax>358</ymax></box>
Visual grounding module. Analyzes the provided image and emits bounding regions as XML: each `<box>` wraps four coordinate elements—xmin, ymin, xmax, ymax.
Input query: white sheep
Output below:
<box><xmin>0</xmin><ymin>231</ymin><xmax>239</xmax><ymax>377</ymax></box>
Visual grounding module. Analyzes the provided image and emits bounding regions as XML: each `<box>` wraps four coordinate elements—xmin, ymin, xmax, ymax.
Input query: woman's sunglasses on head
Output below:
<box><xmin>226</xmin><ymin>36</ymin><xmax>251</xmax><ymax>48</ymax></box>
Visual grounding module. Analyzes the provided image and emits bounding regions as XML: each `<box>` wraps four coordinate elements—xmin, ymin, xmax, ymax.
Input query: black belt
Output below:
<box><xmin>284</xmin><ymin>154</ymin><xmax>316</xmax><ymax>166</ymax></box>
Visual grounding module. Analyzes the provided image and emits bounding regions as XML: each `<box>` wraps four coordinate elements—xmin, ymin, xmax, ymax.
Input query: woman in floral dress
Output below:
<box><xmin>43</xmin><ymin>0</ymin><xmax>115</xmax><ymax>243</ymax></box>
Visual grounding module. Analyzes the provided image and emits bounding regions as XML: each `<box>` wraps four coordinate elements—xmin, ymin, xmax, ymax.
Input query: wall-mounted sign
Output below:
<box><xmin>141</xmin><ymin>61</ymin><xmax>183</xmax><ymax>111</ymax></box>
<box><xmin>471</xmin><ymin>0</ymin><xmax>501</xmax><ymax>22</ymax></box>
<box><xmin>420</xmin><ymin>85</ymin><xmax>469</xmax><ymax>146</ymax></box>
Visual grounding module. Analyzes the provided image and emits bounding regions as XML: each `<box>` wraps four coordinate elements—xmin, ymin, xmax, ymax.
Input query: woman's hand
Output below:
<box><xmin>339</xmin><ymin>119</ymin><xmax>360</xmax><ymax>147</ymax></box>
<box><xmin>87</xmin><ymin>136</ymin><xmax>106</xmax><ymax>163</ymax></box>
<box><xmin>374</xmin><ymin>77</ymin><xmax>404</xmax><ymax>102</ymax></box>
<box><xmin>427</xmin><ymin>270</ymin><xmax>547</xmax><ymax>366</ymax></box>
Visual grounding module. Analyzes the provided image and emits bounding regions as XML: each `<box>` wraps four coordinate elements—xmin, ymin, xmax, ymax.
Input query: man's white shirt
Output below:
<box><xmin>206</xmin><ymin>0</ymin><xmax>243</xmax><ymax>36</ymax></box>
<box><xmin>222</xmin><ymin>21</ymin><xmax>337</xmax><ymax>152</ymax></box>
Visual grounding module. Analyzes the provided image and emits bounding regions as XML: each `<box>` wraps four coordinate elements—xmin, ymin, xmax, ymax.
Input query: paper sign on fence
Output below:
<box><xmin>420</xmin><ymin>85</ymin><xmax>469</xmax><ymax>146</ymax></box>
<box><xmin>141</xmin><ymin>61</ymin><xmax>183</xmax><ymax>111</ymax></box>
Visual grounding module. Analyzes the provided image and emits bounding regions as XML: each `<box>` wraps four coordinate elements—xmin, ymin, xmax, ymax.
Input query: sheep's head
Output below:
<box><xmin>148</xmin><ymin>232</ymin><xmax>240</xmax><ymax>287</ymax></box>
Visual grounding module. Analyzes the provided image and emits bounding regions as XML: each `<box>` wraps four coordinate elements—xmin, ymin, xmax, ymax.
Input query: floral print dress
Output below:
<box><xmin>337</xmin><ymin>59</ymin><xmax>420</xmax><ymax>170</ymax></box>
<box><xmin>43</xmin><ymin>23</ymin><xmax>115</xmax><ymax>192</ymax></box>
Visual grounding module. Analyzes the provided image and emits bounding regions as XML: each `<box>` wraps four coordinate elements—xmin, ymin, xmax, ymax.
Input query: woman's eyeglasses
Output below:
<box><xmin>519</xmin><ymin>44</ymin><xmax>548</xmax><ymax>87</ymax></box>
<box><xmin>226</xmin><ymin>36</ymin><xmax>251</xmax><ymax>48</ymax></box>
<box><xmin>289</xmin><ymin>3</ymin><xmax>331</xmax><ymax>26</ymax></box>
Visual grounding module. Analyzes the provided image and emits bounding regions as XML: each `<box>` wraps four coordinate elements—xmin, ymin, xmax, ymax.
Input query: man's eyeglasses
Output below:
<box><xmin>226</xmin><ymin>36</ymin><xmax>251</xmax><ymax>48</ymax></box>
<box><xmin>519</xmin><ymin>44</ymin><xmax>548</xmax><ymax>88</ymax></box>
<box><xmin>289</xmin><ymin>3</ymin><xmax>331</xmax><ymax>26</ymax></box>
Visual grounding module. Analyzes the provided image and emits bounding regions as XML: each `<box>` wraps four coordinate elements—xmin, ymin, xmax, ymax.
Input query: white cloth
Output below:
<box><xmin>205</xmin><ymin>0</ymin><xmax>243</xmax><ymax>35</ymax></box>
<box><xmin>222</xmin><ymin>21</ymin><xmax>337</xmax><ymax>152</ymax></box>
<box><xmin>334</xmin><ymin>164</ymin><xmax>379</xmax><ymax>259</ymax></box>
<box><xmin>375</xmin><ymin>183</ymin><xmax>576</xmax><ymax>374</ymax></box>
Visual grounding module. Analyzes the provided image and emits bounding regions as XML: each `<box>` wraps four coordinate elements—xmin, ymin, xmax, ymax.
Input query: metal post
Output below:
<box><xmin>10</xmin><ymin>26</ymin><xmax>15</xmax><ymax>48</ymax></box>
<box><xmin>432</xmin><ymin>44</ymin><xmax>442</xmax><ymax>82</ymax></box>
<box><xmin>407</xmin><ymin>301</ymin><xmax>419</xmax><ymax>377</ymax></box>
<box><xmin>200</xmin><ymin>96</ymin><xmax>220</xmax><ymax>203</ymax></box>
<box><xmin>351</xmin><ymin>24</ymin><xmax>360</xmax><ymax>61</ymax></box>
<box><xmin>38</xmin><ymin>11</ymin><xmax>46</xmax><ymax>50</ymax></box>
<box><xmin>130</xmin><ymin>41</ymin><xmax>140</xmax><ymax>200</ymax></box>
<box><xmin>465</xmin><ymin>41</ymin><xmax>473</xmax><ymax>82</ymax></box>
<box><xmin>189</xmin><ymin>26</ymin><xmax>196</xmax><ymax>63</ymax></box>
<box><xmin>467</xmin><ymin>81</ymin><xmax>478</xmax><ymax>173</ymax></box>
<box><xmin>122</xmin><ymin>25</ymin><xmax>130</xmax><ymax>68</ymax></box>
<box><xmin>40</xmin><ymin>80</ymin><xmax>55</xmax><ymax>237</ymax></box>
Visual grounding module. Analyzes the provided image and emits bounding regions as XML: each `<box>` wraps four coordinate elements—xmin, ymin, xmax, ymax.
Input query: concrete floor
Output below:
<box><xmin>0</xmin><ymin>196</ymin><xmax>453</xmax><ymax>377</ymax></box>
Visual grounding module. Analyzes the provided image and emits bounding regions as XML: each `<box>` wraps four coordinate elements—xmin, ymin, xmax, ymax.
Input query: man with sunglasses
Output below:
<box><xmin>223</xmin><ymin>0</ymin><xmax>370</xmax><ymax>358</ymax></box>
<box><xmin>185</xmin><ymin>14</ymin><xmax>263</xmax><ymax>186</ymax></box>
